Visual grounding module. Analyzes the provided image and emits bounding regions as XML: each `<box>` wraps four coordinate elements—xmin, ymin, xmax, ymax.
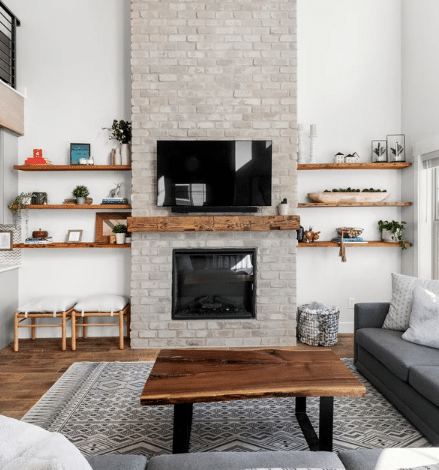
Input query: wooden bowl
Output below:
<box><xmin>336</xmin><ymin>227</ymin><xmax>363</xmax><ymax>238</ymax></box>
<box><xmin>32</xmin><ymin>230</ymin><xmax>48</xmax><ymax>239</ymax></box>
<box><xmin>307</xmin><ymin>192</ymin><xmax>390</xmax><ymax>204</ymax></box>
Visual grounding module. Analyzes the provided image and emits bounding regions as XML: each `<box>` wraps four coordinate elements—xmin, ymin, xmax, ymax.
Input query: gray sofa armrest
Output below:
<box><xmin>354</xmin><ymin>302</ymin><xmax>389</xmax><ymax>364</ymax></box>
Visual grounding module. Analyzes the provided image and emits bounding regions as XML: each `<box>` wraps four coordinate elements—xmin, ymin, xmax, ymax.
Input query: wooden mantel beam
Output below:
<box><xmin>128</xmin><ymin>215</ymin><xmax>300</xmax><ymax>233</ymax></box>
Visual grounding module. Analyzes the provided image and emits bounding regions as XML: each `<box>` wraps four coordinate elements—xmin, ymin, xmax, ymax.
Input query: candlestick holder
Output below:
<box><xmin>309</xmin><ymin>134</ymin><xmax>317</xmax><ymax>163</ymax></box>
<box><xmin>298</xmin><ymin>128</ymin><xmax>306</xmax><ymax>164</ymax></box>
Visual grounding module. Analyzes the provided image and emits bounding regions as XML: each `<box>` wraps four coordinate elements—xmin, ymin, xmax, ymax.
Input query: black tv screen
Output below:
<box><xmin>157</xmin><ymin>140</ymin><xmax>272</xmax><ymax>207</ymax></box>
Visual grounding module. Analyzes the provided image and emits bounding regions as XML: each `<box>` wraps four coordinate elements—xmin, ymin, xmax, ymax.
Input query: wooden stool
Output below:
<box><xmin>71</xmin><ymin>304</ymin><xmax>130</xmax><ymax>350</ymax></box>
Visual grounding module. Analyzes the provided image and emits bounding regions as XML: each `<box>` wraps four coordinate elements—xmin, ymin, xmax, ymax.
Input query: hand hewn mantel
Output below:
<box><xmin>128</xmin><ymin>215</ymin><xmax>300</xmax><ymax>232</ymax></box>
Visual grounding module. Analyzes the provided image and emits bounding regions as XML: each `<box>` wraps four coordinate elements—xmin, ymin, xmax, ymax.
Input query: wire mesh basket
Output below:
<box><xmin>297</xmin><ymin>304</ymin><xmax>340</xmax><ymax>347</ymax></box>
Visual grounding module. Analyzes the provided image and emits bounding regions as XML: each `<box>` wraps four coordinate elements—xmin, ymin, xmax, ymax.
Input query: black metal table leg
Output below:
<box><xmin>319</xmin><ymin>397</ymin><xmax>334</xmax><ymax>451</ymax></box>
<box><xmin>295</xmin><ymin>397</ymin><xmax>319</xmax><ymax>451</ymax></box>
<box><xmin>172</xmin><ymin>403</ymin><xmax>193</xmax><ymax>454</ymax></box>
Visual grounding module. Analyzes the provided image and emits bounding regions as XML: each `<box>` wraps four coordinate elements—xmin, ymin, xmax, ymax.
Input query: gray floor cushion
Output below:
<box><xmin>145</xmin><ymin>451</ymin><xmax>344</xmax><ymax>470</ymax></box>
<box><xmin>410</xmin><ymin>366</ymin><xmax>439</xmax><ymax>407</ymax></box>
<box><xmin>85</xmin><ymin>455</ymin><xmax>148</xmax><ymax>470</ymax></box>
<box><xmin>356</xmin><ymin>328</ymin><xmax>439</xmax><ymax>381</ymax></box>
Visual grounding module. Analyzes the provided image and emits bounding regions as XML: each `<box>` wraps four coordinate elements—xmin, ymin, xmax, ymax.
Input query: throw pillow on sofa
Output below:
<box><xmin>402</xmin><ymin>286</ymin><xmax>439</xmax><ymax>349</ymax></box>
<box><xmin>382</xmin><ymin>273</ymin><xmax>439</xmax><ymax>331</ymax></box>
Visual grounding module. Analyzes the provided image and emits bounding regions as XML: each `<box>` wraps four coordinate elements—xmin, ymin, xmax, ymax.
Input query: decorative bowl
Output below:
<box><xmin>336</xmin><ymin>227</ymin><xmax>364</xmax><ymax>238</ymax></box>
<box><xmin>307</xmin><ymin>192</ymin><xmax>390</xmax><ymax>204</ymax></box>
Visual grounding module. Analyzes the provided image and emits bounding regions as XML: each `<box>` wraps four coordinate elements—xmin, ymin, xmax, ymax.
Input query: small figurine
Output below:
<box><xmin>303</xmin><ymin>226</ymin><xmax>320</xmax><ymax>243</ymax></box>
<box><xmin>108</xmin><ymin>182</ymin><xmax>123</xmax><ymax>198</ymax></box>
<box><xmin>334</xmin><ymin>152</ymin><xmax>345</xmax><ymax>163</ymax></box>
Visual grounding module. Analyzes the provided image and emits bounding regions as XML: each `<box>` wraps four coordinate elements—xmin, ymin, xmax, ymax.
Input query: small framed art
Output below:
<box><xmin>67</xmin><ymin>230</ymin><xmax>83</xmax><ymax>243</ymax></box>
<box><xmin>95</xmin><ymin>213</ymin><xmax>130</xmax><ymax>244</ymax></box>
<box><xmin>372</xmin><ymin>140</ymin><xmax>387</xmax><ymax>163</ymax></box>
<box><xmin>386</xmin><ymin>134</ymin><xmax>405</xmax><ymax>162</ymax></box>
<box><xmin>0</xmin><ymin>231</ymin><xmax>13</xmax><ymax>251</ymax></box>
<box><xmin>70</xmin><ymin>143</ymin><xmax>91</xmax><ymax>165</ymax></box>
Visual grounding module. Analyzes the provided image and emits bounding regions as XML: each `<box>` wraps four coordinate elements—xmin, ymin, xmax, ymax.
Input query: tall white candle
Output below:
<box><xmin>310</xmin><ymin>124</ymin><xmax>317</xmax><ymax>135</ymax></box>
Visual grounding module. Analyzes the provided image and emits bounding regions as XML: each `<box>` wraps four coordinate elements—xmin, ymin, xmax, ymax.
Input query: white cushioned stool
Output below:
<box><xmin>71</xmin><ymin>295</ymin><xmax>130</xmax><ymax>350</ymax></box>
<box><xmin>14</xmin><ymin>296</ymin><xmax>77</xmax><ymax>352</ymax></box>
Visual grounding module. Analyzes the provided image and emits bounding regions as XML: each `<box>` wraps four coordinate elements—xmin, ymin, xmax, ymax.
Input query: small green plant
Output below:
<box><xmin>391</xmin><ymin>142</ymin><xmax>404</xmax><ymax>157</ymax></box>
<box><xmin>8</xmin><ymin>192</ymin><xmax>33</xmax><ymax>214</ymax></box>
<box><xmin>279</xmin><ymin>198</ymin><xmax>287</xmax><ymax>205</ymax></box>
<box><xmin>72</xmin><ymin>185</ymin><xmax>89</xmax><ymax>198</ymax></box>
<box><xmin>112</xmin><ymin>223</ymin><xmax>128</xmax><ymax>234</ymax></box>
<box><xmin>378</xmin><ymin>220</ymin><xmax>408</xmax><ymax>250</ymax></box>
<box><xmin>374</xmin><ymin>143</ymin><xmax>386</xmax><ymax>157</ymax></box>
<box><xmin>102</xmin><ymin>119</ymin><xmax>132</xmax><ymax>144</ymax></box>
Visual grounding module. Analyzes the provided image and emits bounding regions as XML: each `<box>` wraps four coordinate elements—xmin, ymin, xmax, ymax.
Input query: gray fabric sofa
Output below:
<box><xmin>354</xmin><ymin>302</ymin><xmax>439</xmax><ymax>446</ymax></box>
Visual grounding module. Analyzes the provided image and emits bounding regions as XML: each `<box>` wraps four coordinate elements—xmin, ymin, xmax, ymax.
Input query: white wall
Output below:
<box><xmin>0</xmin><ymin>269</ymin><xmax>18</xmax><ymax>348</ymax></box>
<box><xmin>9</xmin><ymin>0</ymin><xmax>131</xmax><ymax>337</ymax></box>
<box><xmin>297</xmin><ymin>0</ymin><xmax>403</xmax><ymax>332</ymax></box>
<box><xmin>401</xmin><ymin>0</ymin><xmax>439</xmax><ymax>278</ymax></box>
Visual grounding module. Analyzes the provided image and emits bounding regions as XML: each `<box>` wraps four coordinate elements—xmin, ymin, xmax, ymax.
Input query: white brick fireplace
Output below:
<box><xmin>130</xmin><ymin>0</ymin><xmax>298</xmax><ymax>348</ymax></box>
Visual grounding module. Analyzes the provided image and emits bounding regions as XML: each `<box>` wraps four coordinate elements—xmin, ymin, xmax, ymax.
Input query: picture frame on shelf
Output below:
<box><xmin>0</xmin><ymin>231</ymin><xmax>13</xmax><ymax>251</ymax></box>
<box><xmin>386</xmin><ymin>134</ymin><xmax>405</xmax><ymax>162</ymax></box>
<box><xmin>372</xmin><ymin>140</ymin><xmax>387</xmax><ymax>163</ymax></box>
<box><xmin>70</xmin><ymin>143</ymin><xmax>91</xmax><ymax>165</ymax></box>
<box><xmin>67</xmin><ymin>230</ymin><xmax>83</xmax><ymax>243</ymax></box>
<box><xmin>95</xmin><ymin>213</ymin><xmax>130</xmax><ymax>244</ymax></box>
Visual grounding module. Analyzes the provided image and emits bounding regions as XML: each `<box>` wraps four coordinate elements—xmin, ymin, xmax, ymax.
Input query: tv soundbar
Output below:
<box><xmin>171</xmin><ymin>206</ymin><xmax>259</xmax><ymax>214</ymax></box>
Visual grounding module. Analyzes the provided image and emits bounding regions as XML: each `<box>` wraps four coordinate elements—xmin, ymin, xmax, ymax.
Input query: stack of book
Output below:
<box><xmin>25</xmin><ymin>237</ymin><xmax>54</xmax><ymax>244</ymax></box>
<box><xmin>101</xmin><ymin>197</ymin><xmax>128</xmax><ymax>205</ymax></box>
<box><xmin>331</xmin><ymin>236</ymin><xmax>367</xmax><ymax>244</ymax></box>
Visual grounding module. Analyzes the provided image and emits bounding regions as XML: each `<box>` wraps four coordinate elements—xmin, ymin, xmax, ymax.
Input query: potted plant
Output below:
<box><xmin>378</xmin><ymin>220</ymin><xmax>408</xmax><ymax>250</ymax></box>
<box><xmin>8</xmin><ymin>192</ymin><xmax>33</xmax><ymax>214</ymax></box>
<box><xmin>72</xmin><ymin>185</ymin><xmax>89</xmax><ymax>205</ymax></box>
<box><xmin>277</xmin><ymin>198</ymin><xmax>288</xmax><ymax>215</ymax></box>
<box><xmin>112</xmin><ymin>223</ymin><xmax>128</xmax><ymax>244</ymax></box>
<box><xmin>103</xmin><ymin>119</ymin><xmax>132</xmax><ymax>165</ymax></box>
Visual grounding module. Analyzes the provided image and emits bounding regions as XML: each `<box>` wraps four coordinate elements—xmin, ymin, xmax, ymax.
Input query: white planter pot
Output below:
<box><xmin>76</xmin><ymin>197</ymin><xmax>85</xmax><ymax>205</ymax></box>
<box><xmin>381</xmin><ymin>229</ymin><xmax>394</xmax><ymax>242</ymax></box>
<box><xmin>121</xmin><ymin>144</ymin><xmax>131</xmax><ymax>165</ymax></box>
<box><xmin>116</xmin><ymin>233</ymin><xmax>126</xmax><ymax>244</ymax></box>
<box><xmin>278</xmin><ymin>204</ymin><xmax>288</xmax><ymax>215</ymax></box>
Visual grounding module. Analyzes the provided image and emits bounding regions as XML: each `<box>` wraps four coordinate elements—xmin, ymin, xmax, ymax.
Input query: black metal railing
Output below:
<box><xmin>0</xmin><ymin>1</ymin><xmax>20</xmax><ymax>88</ymax></box>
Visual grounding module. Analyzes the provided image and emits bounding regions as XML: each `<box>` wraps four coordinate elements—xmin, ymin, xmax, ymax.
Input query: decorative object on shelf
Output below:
<box><xmin>102</xmin><ymin>182</ymin><xmax>127</xmax><ymax>205</ymax></box>
<box><xmin>378</xmin><ymin>219</ymin><xmax>408</xmax><ymax>250</ymax></box>
<box><xmin>334</xmin><ymin>152</ymin><xmax>344</xmax><ymax>163</ymax></box>
<box><xmin>24</xmin><ymin>150</ymin><xmax>52</xmax><ymax>165</ymax></box>
<box><xmin>372</xmin><ymin>140</ymin><xmax>387</xmax><ymax>163</ymax></box>
<box><xmin>8</xmin><ymin>193</ymin><xmax>32</xmax><ymax>214</ymax></box>
<box><xmin>79</xmin><ymin>156</ymin><xmax>94</xmax><ymax>165</ymax></box>
<box><xmin>70</xmin><ymin>143</ymin><xmax>91</xmax><ymax>165</ymax></box>
<box><xmin>303</xmin><ymin>226</ymin><xmax>320</xmax><ymax>243</ymax></box>
<box><xmin>344</xmin><ymin>152</ymin><xmax>360</xmax><ymax>163</ymax></box>
<box><xmin>72</xmin><ymin>185</ymin><xmax>89</xmax><ymax>205</ymax></box>
<box><xmin>309</xmin><ymin>124</ymin><xmax>317</xmax><ymax>163</ymax></box>
<box><xmin>32</xmin><ymin>229</ymin><xmax>48</xmax><ymax>239</ymax></box>
<box><xmin>103</xmin><ymin>120</ymin><xmax>132</xmax><ymax>165</ymax></box>
<box><xmin>277</xmin><ymin>198</ymin><xmax>288</xmax><ymax>215</ymax></box>
<box><xmin>336</xmin><ymin>227</ymin><xmax>364</xmax><ymax>238</ymax></box>
<box><xmin>95</xmin><ymin>212</ymin><xmax>130</xmax><ymax>244</ymax></box>
<box><xmin>31</xmin><ymin>191</ymin><xmax>48</xmax><ymax>205</ymax></box>
<box><xmin>63</xmin><ymin>197</ymin><xmax>93</xmax><ymax>205</ymax></box>
<box><xmin>113</xmin><ymin>148</ymin><xmax>122</xmax><ymax>165</ymax></box>
<box><xmin>0</xmin><ymin>231</ymin><xmax>13</xmax><ymax>251</ymax></box>
<box><xmin>109</xmin><ymin>234</ymin><xmax>116</xmax><ymax>244</ymax></box>
<box><xmin>67</xmin><ymin>230</ymin><xmax>83</xmax><ymax>243</ymax></box>
<box><xmin>386</xmin><ymin>134</ymin><xmax>405</xmax><ymax>162</ymax></box>
<box><xmin>24</xmin><ymin>236</ymin><xmax>53</xmax><ymax>244</ymax></box>
<box><xmin>112</xmin><ymin>223</ymin><xmax>128</xmax><ymax>244</ymax></box>
<box><xmin>125</xmin><ymin>235</ymin><xmax>132</xmax><ymax>244</ymax></box>
<box><xmin>297</xmin><ymin>123</ymin><xmax>306</xmax><ymax>164</ymax></box>
<box><xmin>108</xmin><ymin>182</ymin><xmax>123</xmax><ymax>198</ymax></box>
<box><xmin>296</xmin><ymin>225</ymin><xmax>304</xmax><ymax>242</ymax></box>
<box><xmin>308</xmin><ymin>188</ymin><xmax>390</xmax><ymax>204</ymax></box>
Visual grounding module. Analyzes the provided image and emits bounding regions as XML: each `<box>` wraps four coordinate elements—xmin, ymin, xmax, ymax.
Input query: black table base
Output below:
<box><xmin>172</xmin><ymin>396</ymin><xmax>334</xmax><ymax>454</ymax></box>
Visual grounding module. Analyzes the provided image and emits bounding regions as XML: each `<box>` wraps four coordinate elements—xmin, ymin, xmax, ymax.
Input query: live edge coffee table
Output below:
<box><xmin>140</xmin><ymin>348</ymin><xmax>366</xmax><ymax>454</ymax></box>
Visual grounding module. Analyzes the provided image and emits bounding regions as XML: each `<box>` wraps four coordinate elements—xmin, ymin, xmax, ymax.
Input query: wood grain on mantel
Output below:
<box><xmin>128</xmin><ymin>215</ymin><xmax>300</xmax><ymax>232</ymax></box>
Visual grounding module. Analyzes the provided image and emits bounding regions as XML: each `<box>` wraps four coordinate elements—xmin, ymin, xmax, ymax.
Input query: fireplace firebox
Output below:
<box><xmin>172</xmin><ymin>249</ymin><xmax>256</xmax><ymax>320</ymax></box>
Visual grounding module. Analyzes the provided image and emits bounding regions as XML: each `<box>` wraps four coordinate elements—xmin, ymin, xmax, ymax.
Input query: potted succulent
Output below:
<box><xmin>72</xmin><ymin>185</ymin><xmax>89</xmax><ymax>205</ymax></box>
<box><xmin>8</xmin><ymin>192</ymin><xmax>33</xmax><ymax>214</ymax></box>
<box><xmin>112</xmin><ymin>223</ymin><xmax>128</xmax><ymax>244</ymax></box>
<box><xmin>277</xmin><ymin>198</ymin><xmax>288</xmax><ymax>215</ymax></box>
<box><xmin>378</xmin><ymin>220</ymin><xmax>408</xmax><ymax>250</ymax></box>
<box><xmin>103</xmin><ymin>119</ymin><xmax>132</xmax><ymax>165</ymax></box>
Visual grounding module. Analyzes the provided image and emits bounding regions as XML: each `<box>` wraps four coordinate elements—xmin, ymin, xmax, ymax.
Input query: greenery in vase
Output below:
<box><xmin>374</xmin><ymin>143</ymin><xmax>386</xmax><ymax>157</ymax></box>
<box><xmin>112</xmin><ymin>223</ymin><xmax>128</xmax><ymax>234</ymax></box>
<box><xmin>8</xmin><ymin>193</ymin><xmax>33</xmax><ymax>214</ymax></box>
<box><xmin>102</xmin><ymin>119</ymin><xmax>132</xmax><ymax>144</ymax></box>
<box><xmin>72</xmin><ymin>185</ymin><xmax>89</xmax><ymax>198</ymax></box>
<box><xmin>391</xmin><ymin>142</ymin><xmax>404</xmax><ymax>157</ymax></box>
<box><xmin>278</xmin><ymin>198</ymin><xmax>288</xmax><ymax>205</ymax></box>
<box><xmin>378</xmin><ymin>220</ymin><xmax>408</xmax><ymax>250</ymax></box>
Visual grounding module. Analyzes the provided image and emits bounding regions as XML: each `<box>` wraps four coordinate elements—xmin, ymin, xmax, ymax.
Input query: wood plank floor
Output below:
<box><xmin>0</xmin><ymin>334</ymin><xmax>353</xmax><ymax>420</ymax></box>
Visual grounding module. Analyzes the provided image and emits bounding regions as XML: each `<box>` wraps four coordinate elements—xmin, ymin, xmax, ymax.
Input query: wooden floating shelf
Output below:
<box><xmin>298</xmin><ymin>202</ymin><xmax>412</xmax><ymax>208</ymax></box>
<box><xmin>298</xmin><ymin>241</ymin><xmax>410</xmax><ymax>248</ymax></box>
<box><xmin>13</xmin><ymin>165</ymin><xmax>132</xmax><ymax>171</ymax></box>
<box><xmin>298</xmin><ymin>162</ymin><xmax>411</xmax><ymax>170</ymax></box>
<box><xmin>13</xmin><ymin>243</ymin><xmax>131</xmax><ymax>249</ymax></box>
<box><xmin>128</xmin><ymin>215</ymin><xmax>300</xmax><ymax>232</ymax></box>
<box><xmin>14</xmin><ymin>204</ymin><xmax>132</xmax><ymax>210</ymax></box>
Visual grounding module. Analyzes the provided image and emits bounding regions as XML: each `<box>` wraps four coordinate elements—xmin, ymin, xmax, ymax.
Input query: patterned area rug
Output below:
<box><xmin>21</xmin><ymin>360</ymin><xmax>431</xmax><ymax>457</ymax></box>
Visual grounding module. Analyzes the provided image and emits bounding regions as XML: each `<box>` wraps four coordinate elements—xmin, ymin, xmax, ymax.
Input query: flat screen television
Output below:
<box><xmin>157</xmin><ymin>140</ymin><xmax>272</xmax><ymax>209</ymax></box>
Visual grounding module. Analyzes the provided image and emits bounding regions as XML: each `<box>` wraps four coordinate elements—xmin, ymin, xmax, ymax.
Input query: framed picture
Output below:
<box><xmin>67</xmin><ymin>230</ymin><xmax>83</xmax><ymax>243</ymax></box>
<box><xmin>70</xmin><ymin>143</ymin><xmax>91</xmax><ymax>165</ymax></box>
<box><xmin>95</xmin><ymin>213</ymin><xmax>130</xmax><ymax>244</ymax></box>
<box><xmin>0</xmin><ymin>231</ymin><xmax>13</xmax><ymax>251</ymax></box>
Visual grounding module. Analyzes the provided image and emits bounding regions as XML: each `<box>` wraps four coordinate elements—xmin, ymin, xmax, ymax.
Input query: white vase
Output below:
<box><xmin>121</xmin><ymin>144</ymin><xmax>130</xmax><ymax>165</ymax></box>
<box><xmin>381</xmin><ymin>229</ymin><xmax>394</xmax><ymax>242</ymax></box>
<box><xmin>278</xmin><ymin>204</ymin><xmax>288</xmax><ymax>215</ymax></box>
<box><xmin>76</xmin><ymin>197</ymin><xmax>85</xmax><ymax>205</ymax></box>
<box><xmin>116</xmin><ymin>233</ymin><xmax>126</xmax><ymax>244</ymax></box>
<box><xmin>114</xmin><ymin>148</ymin><xmax>122</xmax><ymax>165</ymax></box>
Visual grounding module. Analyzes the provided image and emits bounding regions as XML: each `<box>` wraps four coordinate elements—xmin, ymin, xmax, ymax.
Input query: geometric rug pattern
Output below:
<box><xmin>22</xmin><ymin>359</ymin><xmax>432</xmax><ymax>457</ymax></box>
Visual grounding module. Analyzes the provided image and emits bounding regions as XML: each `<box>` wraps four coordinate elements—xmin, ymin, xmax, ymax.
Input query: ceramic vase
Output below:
<box><xmin>278</xmin><ymin>204</ymin><xmax>288</xmax><ymax>215</ymax></box>
<box><xmin>114</xmin><ymin>148</ymin><xmax>122</xmax><ymax>165</ymax></box>
<box><xmin>121</xmin><ymin>144</ymin><xmax>130</xmax><ymax>165</ymax></box>
<box><xmin>76</xmin><ymin>197</ymin><xmax>85</xmax><ymax>205</ymax></box>
<box><xmin>381</xmin><ymin>229</ymin><xmax>394</xmax><ymax>242</ymax></box>
<box><xmin>116</xmin><ymin>233</ymin><xmax>126</xmax><ymax>244</ymax></box>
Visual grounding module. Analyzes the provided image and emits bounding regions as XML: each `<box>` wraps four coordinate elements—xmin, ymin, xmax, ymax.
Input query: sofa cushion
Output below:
<box><xmin>18</xmin><ymin>296</ymin><xmax>78</xmax><ymax>315</ymax></box>
<box><xmin>356</xmin><ymin>328</ymin><xmax>439</xmax><ymax>382</ymax></box>
<box><xmin>402</xmin><ymin>286</ymin><xmax>439</xmax><ymax>349</ymax></box>
<box><xmin>74</xmin><ymin>295</ymin><xmax>129</xmax><ymax>313</ymax></box>
<box><xmin>339</xmin><ymin>448</ymin><xmax>439</xmax><ymax>470</ymax></box>
<box><xmin>145</xmin><ymin>451</ymin><xmax>345</xmax><ymax>470</ymax></box>
<box><xmin>85</xmin><ymin>455</ymin><xmax>147</xmax><ymax>470</ymax></box>
<box><xmin>409</xmin><ymin>366</ymin><xmax>439</xmax><ymax>407</ymax></box>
